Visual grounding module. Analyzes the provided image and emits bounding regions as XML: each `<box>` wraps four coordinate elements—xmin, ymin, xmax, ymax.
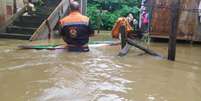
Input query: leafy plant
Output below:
<box><xmin>87</xmin><ymin>0</ymin><xmax>141</xmax><ymax>30</ymax></box>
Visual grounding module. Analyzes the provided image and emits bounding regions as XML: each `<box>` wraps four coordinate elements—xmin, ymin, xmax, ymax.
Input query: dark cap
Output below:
<box><xmin>70</xmin><ymin>1</ymin><xmax>80</xmax><ymax>11</ymax></box>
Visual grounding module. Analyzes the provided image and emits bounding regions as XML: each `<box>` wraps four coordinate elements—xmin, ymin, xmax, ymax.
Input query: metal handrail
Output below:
<box><xmin>30</xmin><ymin>0</ymin><xmax>69</xmax><ymax>41</ymax></box>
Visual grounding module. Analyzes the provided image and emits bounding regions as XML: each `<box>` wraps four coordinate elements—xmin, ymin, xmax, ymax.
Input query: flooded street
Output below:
<box><xmin>0</xmin><ymin>39</ymin><xmax>201</xmax><ymax>101</ymax></box>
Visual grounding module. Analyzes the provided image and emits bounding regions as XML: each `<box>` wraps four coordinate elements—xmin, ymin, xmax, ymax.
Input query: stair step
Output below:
<box><xmin>34</xmin><ymin>8</ymin><xmax>52</xmax><ymax>16</ymax></box>
<box><xmin>19</xmin><ymin>15</ymin><xmax>46</xmax><ymax>23</ymax></box>
<box><xmin>13</xmin><ymin>20</ymin><xmax>41</xmax><ymax>27</ymax></box>
<box><xmin>6</xmin><ymin>26</ymin><xmax>37</xmax><ymax>35</ymax></box>
<box><xmin>43</xmin><ymin>0</ymin><xmax>61</xmax><ymax>7</ymax></box>
<box><xmin>1</xmin><ymin>0</ymin><xmax>62</xmax><ymax>40</ymax></box>
<box><xmin>0</xmin><ymin>33</ymin><xmax>31</xmax><ymax>40</ymax></box>
<box><xmin>17</xmin><ymin>16</ymin><xmax>44</xmax><ymax>24</ymax></box>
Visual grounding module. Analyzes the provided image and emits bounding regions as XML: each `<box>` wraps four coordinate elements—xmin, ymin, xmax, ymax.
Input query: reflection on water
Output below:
<box><xmin>0</xmin><ymin>39</ymin><xmax>201</xmax><ymax>101</ymax></box>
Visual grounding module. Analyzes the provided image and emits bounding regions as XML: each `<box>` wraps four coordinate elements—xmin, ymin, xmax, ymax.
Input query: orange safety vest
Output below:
<box><xmin>60</xmin><ymin>11</ymin><xmax>90</xmax><ymax>27</ymax></box>
<box><xmin>111</xmin><ymin>17</ymin><xmax>133</xmax><ymax>39</ymax></box>
<box><xmin>59</xmin><ymin>11</ymin><xmax>94</xmax><ymax>46</ymax></box>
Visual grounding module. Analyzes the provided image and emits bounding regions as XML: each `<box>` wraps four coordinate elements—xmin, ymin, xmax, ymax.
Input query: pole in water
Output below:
<box><xmin>168</xmin><ymin>1</ymin><xmax>180</xmax><ymax>61</ymax></box>
<box><xmin>120</xmin><ymin>25</ymin><xmax>126</xmax><ymax>49</ymax></box>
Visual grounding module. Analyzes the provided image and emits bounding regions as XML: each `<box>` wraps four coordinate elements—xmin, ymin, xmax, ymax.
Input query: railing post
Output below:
<box><xmin>45</xmin><ymin>20</ymin><xmax>52</xmax><ymax>40</ymax></box>
<box><xmin>168</xmin><ymin>1</ymin><xmax>180</xmax><ymax>61</ymax></box>
<box><xmin>13</xmin><ymin>0</ymin><xmax>17</xmax><ymax>14</ymax></box>
<box><xmin>81</xmin><ymin>0</ymin><xmax>87</xmax><ymax>15</ymax></box>
<box><xmin>120</xmin><ymin>25</ymin><xmax>126</xmax><ymax>49</ymax></box>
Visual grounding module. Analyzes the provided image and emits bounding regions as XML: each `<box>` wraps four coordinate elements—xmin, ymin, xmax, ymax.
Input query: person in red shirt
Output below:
<box><xmin>59</xmin><ymin>1</ymin><xmax>94</xmax><ymax>52</ymax></box>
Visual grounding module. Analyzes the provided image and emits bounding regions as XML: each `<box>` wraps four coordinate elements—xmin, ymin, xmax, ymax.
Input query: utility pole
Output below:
<box><xmin>168</xmin><ymin>0</ymin><xmax>180</xmax><ymax>61</ymax></box>
<box><xmin>13</xmin><ymin>0</ymin><xmax>17</xmax><ymax>14</ymax></box>
<box><xmin>80</xmin><ymin>0</ymin><xmax>87</xmax><ymax>15</ymax></box>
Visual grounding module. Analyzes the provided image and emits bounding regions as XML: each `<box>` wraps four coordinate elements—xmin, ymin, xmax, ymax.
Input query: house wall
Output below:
<box><xmin>150</xmin><ymin>0</ymin><xmax>201</xmax><ymax>41</ymax></box>
<box><xmin>177</xmin><ymin>0</ymin><xmax>198</xmax><ymax>37</ymax></box>
<box><xmin>151</xmin><ymin>0</ymin><xmax>172</xmax><ymax>35</ymax></box>
<box><xmin>0</xmin><ymin>0</ymin><xmax>25</xmax><ymax>26</ymax></box>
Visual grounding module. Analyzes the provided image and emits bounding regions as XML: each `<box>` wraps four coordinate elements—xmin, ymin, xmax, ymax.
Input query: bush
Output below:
<box><xmin>87</xmin><ymin>0</ymin><xmax>141</xmax><ymax>30</ymax></box>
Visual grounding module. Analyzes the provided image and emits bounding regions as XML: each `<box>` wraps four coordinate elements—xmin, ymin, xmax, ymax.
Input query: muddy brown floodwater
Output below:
<box><xmin>0</xmin><ymin>38</ymin><xmax>201</xmax><ymax>101</ymax></box>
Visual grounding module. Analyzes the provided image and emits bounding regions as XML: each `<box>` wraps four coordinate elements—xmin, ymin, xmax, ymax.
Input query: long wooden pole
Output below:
<box><xmin>118</xmin><ymin>25</ymin><xmax>162</xmax><ymax>57</ymax></box>
<box><xmin>168</xmin><ymin>1</ymin><xmax>180</xmax><ymax>61</ymax></box>
<box><xmin>127</xmin><ymin>38</ymin><xmax>163</xmax><ymax>57</ymax></box>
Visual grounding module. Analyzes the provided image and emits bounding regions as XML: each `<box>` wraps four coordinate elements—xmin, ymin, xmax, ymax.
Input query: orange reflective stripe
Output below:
<box><xmin>60</xmin><ymin>11</ymin><xmax>89</xmax><ymax>26</ymax></box>
<box><xmin>63</xmin><ymin>22</ymin><xmax>89</xmax><ymax>26</ymax></box>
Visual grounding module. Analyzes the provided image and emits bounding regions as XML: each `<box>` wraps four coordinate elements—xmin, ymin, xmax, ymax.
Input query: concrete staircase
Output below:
<box><xmin>0</xmin><ymin>0</ymin><xmax>61</xmax><ymax>40</ymax></box>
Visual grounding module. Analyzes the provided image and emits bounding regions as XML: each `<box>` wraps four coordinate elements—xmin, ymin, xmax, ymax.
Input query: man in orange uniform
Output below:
<box><xmin>59</xmin><ymin>1</ymin><xmax>94</xmax><ymax>52</ymax></box>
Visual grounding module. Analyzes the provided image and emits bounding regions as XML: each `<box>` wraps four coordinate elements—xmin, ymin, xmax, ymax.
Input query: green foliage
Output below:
<box><xmin>87</xmin><ymin>0</ymin><xmax>141</xmax><ymax>30</ymax></box>
<box><xmin>101</xmin><ymin>12</ymin><xmax>119</xmax><ymax>30</ymax></box>
<box><xmin>87</xmin><ymin>4</ymin><xmax>100</xmax><ymax>29</ymax></box>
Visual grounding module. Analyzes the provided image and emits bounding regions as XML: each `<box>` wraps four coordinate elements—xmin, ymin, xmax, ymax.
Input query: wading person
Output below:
<box><xmin>141</xmin><ymin>8</ymin><xmax>149</xmax><ymax>33</ymax></box>
<box><xmin>111</xmin><ymin>13</ymin><xmax>143</xmax><ymax>40</ymax></box>
<box><xmin>24</xmin><ymin>0</ymin><xmax>36</xmax><ymax>15</ymax></box>
<box><xmin>59</xmin><ymin>1</ymin><xmax>94</xmax><ymax>52</ymax></box>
